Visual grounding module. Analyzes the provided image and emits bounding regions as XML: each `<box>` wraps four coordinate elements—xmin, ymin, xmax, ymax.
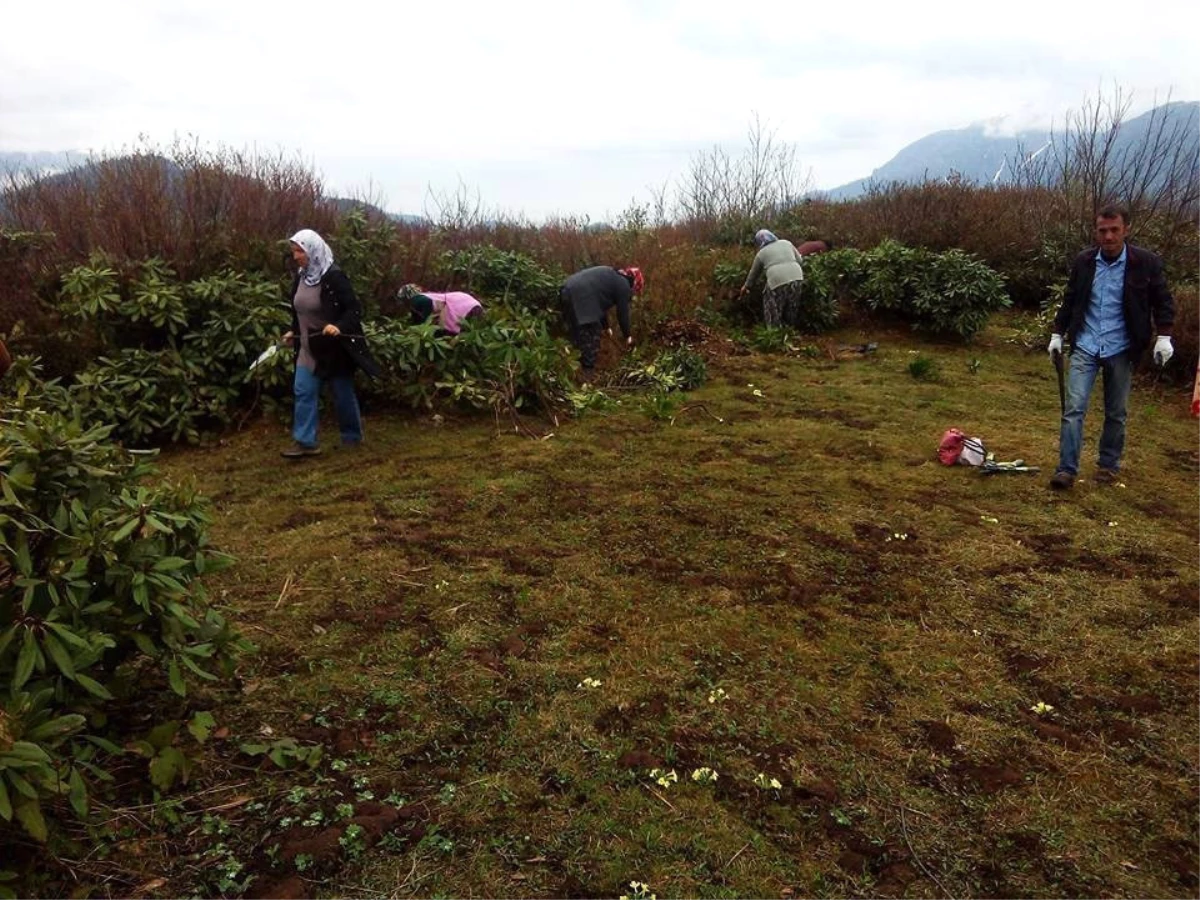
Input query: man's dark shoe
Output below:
<box><xmin>1049</xmin><ymin>470</ymin><xmax>1075</xmax><ymax>490</ymax></box>
<box><xmin>1093</xmin><ymin>467</ymin><xmax>1119</xmax><ymax>484</ymax></box>
<box><xmin>281</xmin><ymin>442</ymin><xmax>321</xmax><ymax>459</ymax></box>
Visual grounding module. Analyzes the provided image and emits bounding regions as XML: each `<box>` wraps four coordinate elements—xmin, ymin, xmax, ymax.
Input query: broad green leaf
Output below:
<box><xmin>131</xmin><ymin>633</ymin><xmax>158</xmax><ymax>657</ymax></box>
<box><xmin>14</xmin><ymin>797</ymin><xmax>47</xmax><ymax>842</ymax></box>
<box><xmin>67</xmin><ymin>768</ymin><xmax>88</xmax><ymax>817</ymax></box>
<box><xmin>7</xmin><ymin>771</ymin><xmax>37</xmax><ymax>800</ymax></box>
<box><xmin>149</xmin><ymin>747</ymin><xmax>187</xmax><ymax>792</ymax></box>
<box><xmin>13</xmin><ymin>532</ymin><xmax>32</xmax><ymax>577</ymax></box>
<box><xmin>0</xmin><ymin>624</ymin><xmax>16</xmax><ymax>658</ymax></box>
<box><xmin>5</xmin><ymin>742</ymin><xmax>51</xmax><ymax>763</ymax></box>
<box><xmin>84</xmin><ymin>735</ymin><xmax>123</xmax><ymax>755</ymax></box>
<box><xmin>179</xmin><ymin>654</ymin><xmax>217</xmax><ymax>681</ymax></box>
<box><xmin>74</xmin><ymin>673</ymin><xmax>114</xmax><ymax>700</ymax></box>
<box><xmin>186</xmin><ymin>711</ymin><xmax>216</xmax><ymax>744</ymax></box>
<box><xmin>42</xmin><ymin>631</ymin><xmax>76</xmax><ymax>680</ymax></box>
<box><xmin>0</xmin><ymin>778</ymin><xmax>10</xmax><ymax>820</ymax></box>
<box><xmin>24</xmin><ymin>715</ymin><xmax>85</xmax><ymax>743</ymax></box>
<box><xmin>146</xmin><ymin>721</ymin><xmax>180</xmax><ymax>751</ymax></box>
<box><xmin>45</xmin><ymin>622</ymin><xmax>90</xmax><ymax>650</ymax></box>
<box><xmin>13</xmin><ymin>631</ymin><xmax>37</xmax><ymax>690</ymax></box>
<box><xmin>110</xmin><ymin>517</ymin><xmax>140</xmax><ymax>543</ymax></box>
<box><xmin>167</xmin><ymin>659</ymin><xmax>186</xmax><ymax>696</ymax></box>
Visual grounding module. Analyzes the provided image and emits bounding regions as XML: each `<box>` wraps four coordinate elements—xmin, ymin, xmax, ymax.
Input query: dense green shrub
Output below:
<box><xmin>52</xmin><ymin>259</ymin><xmax>291</xmax><ymax>445</ymax></box>
<box><xmin>0</xmin><ymin>389</ymin><xmax>242</xmax><ymax>840</ymax></box>
<box><xmin>439</xmin><ymin>245</ymin><xmax>565</xmax><ymax>315</ymax></box>
<box><xmin>363</xmin><ymin>304</ymin><xmax>576</xmax><ymax>415</ymax></box>
<box><xmin>804</xmin><ymin>241</ymin><xmax>1009</xmax><ymax>340</ymax></box>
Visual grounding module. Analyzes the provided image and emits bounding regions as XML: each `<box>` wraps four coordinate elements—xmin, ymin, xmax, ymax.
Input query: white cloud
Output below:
<box><xmin>2</xmin><ymin>0</ymin><xmax>1197</xmax><ymax>220</ymax></box>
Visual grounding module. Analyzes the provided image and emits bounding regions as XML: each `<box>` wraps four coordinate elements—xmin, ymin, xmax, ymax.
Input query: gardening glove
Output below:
<box><xmin>1047</xmin><ymin>334</ymin><xmax>1063</xmax><ymax>359</ymax></box>
<box><xmin>1153</xmin><ymin>335</ymin><xmax>1173</xmax><ymax>366</ymax></box>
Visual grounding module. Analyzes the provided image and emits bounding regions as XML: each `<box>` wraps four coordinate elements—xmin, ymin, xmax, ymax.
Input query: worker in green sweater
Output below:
<box><xmin>739</xmin><ymin>229</ymin><xmax>805</xmax><ymax>328</ymax></box>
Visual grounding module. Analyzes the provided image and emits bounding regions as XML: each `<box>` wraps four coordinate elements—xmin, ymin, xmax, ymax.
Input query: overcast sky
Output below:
<box><xmin>3</xmin><ymin>0</ymin><xmax>1197</xmax><ymax>221</ymax></box>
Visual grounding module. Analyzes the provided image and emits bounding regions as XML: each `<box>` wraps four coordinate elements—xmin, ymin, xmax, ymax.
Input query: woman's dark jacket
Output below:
<box><xmin>560</xmin><ymin>266</ymin><xmax>632</xmax><ymax>337</ymax></box>
<box><xmin>1053</xmin><ymin>243</ymin><xmax>1174</xmax><ymax>357</ymax></box>
<box><xmin>289</xmin><ymin>266</ymin><xmax>381</xmax><ymax>378</ymax></box>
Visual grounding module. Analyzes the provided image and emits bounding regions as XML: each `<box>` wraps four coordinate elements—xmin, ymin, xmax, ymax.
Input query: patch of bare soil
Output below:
<box><xmin>1026</xmin><ymin>716</ymin><xmax>1088</xmax><ymax>751</ymax></box>
<box><xmin>1004</xmin><ymin>651</ymin><xmax>1051</xmax><ymax>677</ymax></box>
<box><xmin>616</xmin><ymin>750</ymin><xmax>663</xmax><ymax>769</ymax></box>
<box><xmin>950</xmin><ymin>760</ymin><xmax>1024</xmax><ymax>794</ymax></box>
<box><xmin>595</xmin><ymin>693</ymin><xmax>672</xmax><ymax>736</ymax></box>
<box><xmin>916</xmin><ymin>719</ymin><xmax>957</xmax><ymax>753</ymax></box>
<box><xmin>281</xmin><ymin>508</ymin><xmax>324</xmax><ymax>529</ymax></box>
<box><xmin>794</xmin><ymin>405</ymin><xmax>877</xmax><ymax>431</ymax></box>
<box><xmin>1152</xmin><ymin>837</ymin><xmax>1200</xmax><ymax>890</ymax></box>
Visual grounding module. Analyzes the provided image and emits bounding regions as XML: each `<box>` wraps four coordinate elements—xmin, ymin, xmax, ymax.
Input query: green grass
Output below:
<box><xmin>87</xmin><ymin>315</ymin><xmax>1198</xmax><ymax>899</ymax></box>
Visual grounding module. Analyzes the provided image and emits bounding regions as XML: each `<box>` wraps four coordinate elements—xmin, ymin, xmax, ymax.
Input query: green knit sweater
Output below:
<box><xmin>743</xmin><ymin>240</ymin><xmax>804</xmax><ymax>291</ymax></box>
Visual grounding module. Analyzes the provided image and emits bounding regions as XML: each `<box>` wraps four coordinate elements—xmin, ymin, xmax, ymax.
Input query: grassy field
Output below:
<box><xmin>81</xmin><ymin>313</ymin><xmax>1198</xmax><ymax>899</ymax></box>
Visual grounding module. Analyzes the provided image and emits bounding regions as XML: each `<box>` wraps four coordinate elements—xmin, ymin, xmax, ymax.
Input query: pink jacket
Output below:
<box><xmin>423</xmin><ymin>291</ymin><xmax>482</xmax><ymax>335</ymax></box>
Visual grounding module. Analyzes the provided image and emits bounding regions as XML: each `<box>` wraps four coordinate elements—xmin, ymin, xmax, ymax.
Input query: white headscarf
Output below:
<box><xmin>289</xmin><ymin>229</ymin><xmax>335</xmax><ymax>286</ymax></box>
<box><xmin>754</xmin><ymin>229</ymin><xmax>778</xmax><ymax>249</ymax></box>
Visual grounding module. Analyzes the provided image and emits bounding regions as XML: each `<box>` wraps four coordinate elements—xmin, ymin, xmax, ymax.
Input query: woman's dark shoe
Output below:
<box><xmin>1048</xmin><ymin>470</ymin><xmax>1075</xmax><ymax>490</ymax></box>
<box><xmin>281</xmin><ymin>442</ymin><xmax>321</xmax><ymax>459</ymax></box>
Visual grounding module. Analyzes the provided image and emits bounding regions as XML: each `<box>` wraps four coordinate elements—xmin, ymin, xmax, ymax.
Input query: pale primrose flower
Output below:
<box><xmin>648</xmin><ymin>768</ymin><xmax>679</xmax><ymax>788</ymax></box>
<box><xmin>691</xmin><ymin>767</ymin><xmax>719</xmax><ymax>784</ymax></box>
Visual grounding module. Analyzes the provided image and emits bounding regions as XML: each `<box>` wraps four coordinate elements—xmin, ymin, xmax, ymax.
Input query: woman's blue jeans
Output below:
<box><xmin>1057</xmin><ymin>348</ymin><xmax>1132</xmax><ymax>475</ymax></box>
<box><xmin>292</xmin><ymin>365</ymin><xmax>363</xmax><ymax>448</ymax></box>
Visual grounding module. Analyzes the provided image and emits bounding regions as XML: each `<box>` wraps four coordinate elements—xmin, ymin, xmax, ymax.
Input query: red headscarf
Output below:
<box><xmin>619</xmin><ymin>267</ymin><xmax>644</xmax><ymax>295</ymax></box>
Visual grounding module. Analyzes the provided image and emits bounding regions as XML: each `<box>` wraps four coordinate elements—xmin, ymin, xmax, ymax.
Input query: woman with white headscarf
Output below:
<box><xmin>280</xmin><ymin>229</ymin><xmax>380</xmax><ymax>458</ymax></box>
<box><xmin>739</xmin><ymin>229</ymin><xmax>805</xmax><ymax>328</ymax></box>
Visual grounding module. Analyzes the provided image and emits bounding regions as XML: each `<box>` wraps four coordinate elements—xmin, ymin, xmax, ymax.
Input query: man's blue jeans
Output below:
<box><xmin>1057</xmin><ymin>347</ymin><xmax>1132</xmax><ymax>475</ymax></box>
<box><xmin>293</xmin><ymin>365</ymin><xmax>363</xmax><ymax>448</ymax></box>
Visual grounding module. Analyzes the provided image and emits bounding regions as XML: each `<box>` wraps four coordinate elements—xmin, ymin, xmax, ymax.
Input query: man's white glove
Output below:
<box><xmin>1047</xmin><ymin>334</ymin><xmax>1063</xmax><ymax>359</ymax></box>
<box><xmin>1153</xmin><ymin>335</ymin><xmax>1173</xmax><ymax>366</ymax></box>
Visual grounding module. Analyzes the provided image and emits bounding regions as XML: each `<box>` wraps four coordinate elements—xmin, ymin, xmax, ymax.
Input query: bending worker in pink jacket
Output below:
<box><xmin>398</xmin><ymin>284</ymin><xmax>484</xmax><ymax>335</ymax></box>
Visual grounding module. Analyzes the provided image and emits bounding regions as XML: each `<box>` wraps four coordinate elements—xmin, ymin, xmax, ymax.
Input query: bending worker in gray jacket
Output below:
<box><xmin>560</xmin><ymin>265</ymin><xmax>643</xmax><ymax>377</ymax></box>
<box><xmin>739</xmin><ymin>229</ymin><xmax>805</xmax><ymax>328</ymax></box>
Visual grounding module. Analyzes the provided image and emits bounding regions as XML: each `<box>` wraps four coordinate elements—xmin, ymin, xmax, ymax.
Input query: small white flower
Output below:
<box><xmin>577</xmin><ymin>677</ymin><xmax>603</xmax><ymax>689</ymax></box>
<box><xmin>1030</xmin><ymin>701</ymin><xmax>1054</xmax><ymax>715</ymax></box>
<box><xmin>691</xmin><ymin>767</ymin><xmax>719</xmax><ymax>784</ymax></box>
<box><xmin>980</xmin><ymin>515</ymin><xmax>999</xmax><ymax>524</ymax></box>
<box><xmin>752</xmin><ymin>389</ymin><xmax>764</xmax><ymax>398</ymax></box>
<box><xmin>707</xmin><ymin>688</ymin><xmax>728</xmax><ymax>704</ymax></box>
<box><xmin>1107</xmin><ymin>521</ymin><xmax>1118</xmax><ymax>527</ymax></box>
<box><xmin>753</xmin><ymin>772</ymin><xmax>782</xmax><ymax>790</ymax></box>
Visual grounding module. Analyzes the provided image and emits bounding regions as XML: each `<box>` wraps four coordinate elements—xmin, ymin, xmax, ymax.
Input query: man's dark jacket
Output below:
<box><xmin>560</xmin><ymin>266</ymin><xmax>632</xmax><ymax>337</ymax></box>
<box><xmin>289</xmin><ymin>265</ymin><xmax>381</xmax><ymax>378</ymax></box>
<box><xmin>1053</xmin><ymin>243</ymin><xmax>1174</xmax><ymax>356</ymax></box>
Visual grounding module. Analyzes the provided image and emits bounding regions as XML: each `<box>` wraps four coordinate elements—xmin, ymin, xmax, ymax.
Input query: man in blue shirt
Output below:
<box><xmin>1047</xmin><ymin>204</ymin><xmax>1175</xmax><ymax>489</ymax></box>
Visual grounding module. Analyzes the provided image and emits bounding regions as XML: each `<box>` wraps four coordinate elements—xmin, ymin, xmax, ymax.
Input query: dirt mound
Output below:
<box><xmin>650</xmin><ymin>317</ymin><xmax>743</xmax><ymax>358</ymax></box>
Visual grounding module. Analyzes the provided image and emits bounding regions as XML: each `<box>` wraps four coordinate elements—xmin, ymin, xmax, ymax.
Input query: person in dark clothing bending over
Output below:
<box><xmin>1046</xmin><ymin>203</ymin><xmax>1175</xmax><ymax>490</ymax></box>
<box><xmin>560</xmin><ymin>265</ymin><xmax>643</xmax><ymax>378</ymax></box>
